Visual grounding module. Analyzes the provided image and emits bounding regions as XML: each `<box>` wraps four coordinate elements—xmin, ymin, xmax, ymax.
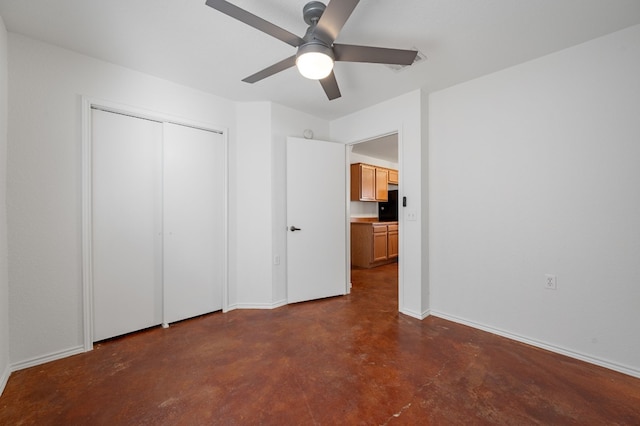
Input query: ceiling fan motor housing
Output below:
<box><xmin>297</xmin><ymin>41</ymin><xmax>335</xmax><ymax>62</ymax></box>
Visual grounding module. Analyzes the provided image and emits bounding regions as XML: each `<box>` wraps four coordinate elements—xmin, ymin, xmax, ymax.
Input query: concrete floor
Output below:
<box><xmin>1</xmin><ymin>262</ymin><xmax>639</xmax><ymax>424</ymax></box>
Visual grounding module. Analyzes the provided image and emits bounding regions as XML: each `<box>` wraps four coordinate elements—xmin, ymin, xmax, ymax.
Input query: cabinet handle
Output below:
<box><xmin>290</xmin><ymin>226</ymin><xmax>302</xmax><ymax>232</ymax></box>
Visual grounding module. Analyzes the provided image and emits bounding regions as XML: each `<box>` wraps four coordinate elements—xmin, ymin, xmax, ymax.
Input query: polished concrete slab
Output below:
<box><xmin>1</xmin><ymin>263</ymin><xmax>639</xmax><ymax>424</ymax></box>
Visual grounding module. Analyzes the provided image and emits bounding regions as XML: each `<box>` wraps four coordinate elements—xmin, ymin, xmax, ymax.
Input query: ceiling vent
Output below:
<box><xmin>385</xmin><ymin>48</ymin><xmax>426</xmax><ymax>72</ymax></box>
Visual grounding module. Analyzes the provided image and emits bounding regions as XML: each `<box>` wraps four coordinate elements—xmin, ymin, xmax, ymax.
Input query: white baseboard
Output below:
<box><xmin>401</xmin><ymin>308</ymin><xmax>430</xmax><ymax>320</ymax></box>
<box><xmin>11</xmin><ymin>345</ymin><xmax>85</xmax><ymax>373</ymax></box>
<box><xmin>223</xmin><ymin>303</ymin><xmax>238</xmax><ymax>313</ymax></box>
<box><xmin>0</xmin><ymin>364</ymin><xmax>10</xmax><ymax>397</ymax></box>
<box><xmin>431</xmin><ymin>311</ymin><xmax>640</xmax><ymax>379</ymax></box>
<box><xmin>270</xmin><ymin>299</ymin><xmax>288</xmax><ymax>309</ymax></box>
<box><xmin>235</xmin><ymin>299</ymin><xmax>287</xmax><ymax>310</ymax></box>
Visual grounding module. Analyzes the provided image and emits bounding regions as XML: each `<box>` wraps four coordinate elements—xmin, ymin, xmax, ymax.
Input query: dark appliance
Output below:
<box><xmin>378</xmin><ymin>190</ymin><xmax>398</xmax><ymax>222</ymax></box>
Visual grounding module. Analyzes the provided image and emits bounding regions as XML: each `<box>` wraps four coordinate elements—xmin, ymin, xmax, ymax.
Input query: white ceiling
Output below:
<box><xmin>352</xmin><ymin>133</ymin><xmax>398</xmax><ymax>163</ymax></box>
<box><xmin>1</xmin><ymin>0</ymin><xmax>640</xmax><ymax>120</ymax></box>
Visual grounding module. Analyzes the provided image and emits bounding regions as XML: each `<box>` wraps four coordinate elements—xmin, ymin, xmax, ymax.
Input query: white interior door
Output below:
<box><xmin>287</xmin><ymin>137</ymin><xmax>347</xmax><ymax>303</ymax></box>
<box><xmin>92</xmin><ymin>109</ymin><xmax>163</xmax><ymax>341</ymax></box>
<box><xmin>163</xmin><ymin>123</ymin><xmax>225</xmax><ymax>324</ymax></box>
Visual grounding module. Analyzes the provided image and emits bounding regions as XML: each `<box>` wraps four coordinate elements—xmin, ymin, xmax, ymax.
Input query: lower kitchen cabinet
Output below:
<box><xmin>351</xmin><ymin>221</ymin><xmax>399</xmax><ymax>268</ymax></box>
<box><xmin>372</xmin><ymin>225</ymin><xmax>388</xmax><ymax>262</ymax></box>
<box><xmin>387</xmin><ymin>224</ymin><xmax>399</xmax><ymax>259</ymax></box>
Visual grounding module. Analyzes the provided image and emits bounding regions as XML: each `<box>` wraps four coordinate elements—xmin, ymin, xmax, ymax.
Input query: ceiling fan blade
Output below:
<box><xmin>333</xmin><ymin>44</ymin><xmax>418</xmax><ymax>65</ymax></box>
<box><xmin>242</xmin><ymin>55</ymin><xmax>297</xmax><ymax>83</ymax></box>
<box><xmin>206</xmin><ymin>0</ymin><xmax>305</xmax><ymax>47</ymax></box>
<box><xmin>313</xmin><ymin>0</ymin><xmax>360</xmax><ymax>44</ymax></box>
<box><xmin>319</xmin><ymin>71</ymin><xmax>341</xmax><ymax>100</ymax></box>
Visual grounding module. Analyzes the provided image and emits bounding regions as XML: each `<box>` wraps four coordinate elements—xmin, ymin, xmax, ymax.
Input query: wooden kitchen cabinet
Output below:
<box><xmin>358</xmin><ymin>163</ymin><xmax>376</xmax><ymax>200</ymax></box>
<box><xmin>372</xmin><ymin>224</ymin><xmax>388</xmax><ymax>262</ymax></box>
<box><xmin>351</xmin><ymin>163</ymin><xmax>389</xmax><ymax>202</ymax></box>
<box><xmin>387</xmin><ymin>169</ymin><xmax>399</xmax><ymax>185</ymax></box>
<box><xmin>387</xmin><ymin>224</ymin><xmax>398</xmax><ymax>258</ymax></box>
<box><xmin>351</xmin><ymin>221</ymin><xmax>398</xmax><ymax>268</ymax></box>
<box><xmin>375</xmin><ymin>168</ymin><xmax>388</xmax><ymax>200</ymax></box>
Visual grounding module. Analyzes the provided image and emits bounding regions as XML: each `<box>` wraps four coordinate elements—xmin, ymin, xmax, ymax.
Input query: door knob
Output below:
<box><xmin>290</xmin><ymin>226</ymin><xmax>302</xmax><ymax>232</ymax></box>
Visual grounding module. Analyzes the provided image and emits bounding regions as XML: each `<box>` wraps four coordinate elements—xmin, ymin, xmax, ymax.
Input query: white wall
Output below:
<box><xmin>429</xmin><ymin>24</ymin><xmax>640</xmax><ymax>377</ymax></box>
<box><xmin>331</xmin><ymin>90</ymin><xmax>427</xmax><ymax>319</ymax></box>
<box><xmin>271</xmin><ymin>103</ymin><xmax>330</xmax><ymax>304</ymax></box>
<box><xmin>0</xmin><ymin>14</ymin><xmax>10</xmax><ymax>395</ymax></box>
<box><xmin>7</xmin><ymin>34</ymin><xmax>236</xmax><ymax>366</ymax></box>
<box><xmin>349</xmin><ymin>201</ymin><xmax>377</xmax><ymax>219</ymax></box>
<box><xmin>349</xmin><ymin>152</ymin><xmax>398</xmax><ymax>170</ymax></box>
<box><xmin>234</xmin><ymin>102</ymin><xmax>273</xmax><ymax>308</ymax></box>
<box><xmin>420</xmin><ymin>90</ymin><xmax>430</xmax><ymax>313</ymax></box>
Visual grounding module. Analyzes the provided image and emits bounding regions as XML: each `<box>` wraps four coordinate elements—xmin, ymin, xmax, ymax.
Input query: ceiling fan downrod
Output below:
<box><xmin>303</xmin><ymin>1</ymin><xmax>326</xmax><ymax>26</ymax></box>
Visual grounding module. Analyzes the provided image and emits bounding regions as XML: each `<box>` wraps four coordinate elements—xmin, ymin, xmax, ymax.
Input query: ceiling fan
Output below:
<box><xmin>205</xmin><ymin>0</ymin><xmax>418</xmax><ymax>100</ymax></box>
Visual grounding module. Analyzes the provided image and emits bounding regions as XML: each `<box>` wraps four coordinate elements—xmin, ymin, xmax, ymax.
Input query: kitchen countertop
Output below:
<box><xmin>350</xmin><ymin>218</ymin><xmax>398</xmax><ymax>225</ymax></box>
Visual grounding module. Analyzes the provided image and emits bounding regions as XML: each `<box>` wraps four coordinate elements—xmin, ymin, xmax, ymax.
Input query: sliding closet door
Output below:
<box><xmin>92</xmin><ymin>110</ymin><xmax>163</xmax><ymax>341</ymax></box>
<box><xmin>163</xmin><ymin>123</ymin><xmax>225</xmax><ymax>323</ymax></box>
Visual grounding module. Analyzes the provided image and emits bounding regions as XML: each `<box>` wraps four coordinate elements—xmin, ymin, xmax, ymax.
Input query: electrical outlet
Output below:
<box><xmin>406</xmin><ymin>209</ymin><xmax>417</xmax><ymax>221</ymax></box>
<box><xmin>274</xmin><ymin>255</ymin><xmax>280</xmax><ymax>265</ymax></box>
<box><xmin>545</xmin><ymin>274</ymin><xmax>557</xmax><ymax>290</ymax></box>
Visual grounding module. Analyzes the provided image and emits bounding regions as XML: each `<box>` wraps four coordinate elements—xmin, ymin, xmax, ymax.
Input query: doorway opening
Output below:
<box><xmin>348</xmin><ymin>133</ymin><xmax>400</xmax><ymax>301</ymax></box>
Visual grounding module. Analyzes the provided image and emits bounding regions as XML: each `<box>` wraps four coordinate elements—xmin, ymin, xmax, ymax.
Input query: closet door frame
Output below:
<box><xmin>81</xmin><ymin>97</ymin><xmax>229</xmax><ymax>352</ymax></box>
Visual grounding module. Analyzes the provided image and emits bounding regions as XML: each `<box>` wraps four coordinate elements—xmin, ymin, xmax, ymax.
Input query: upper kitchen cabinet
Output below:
<box><xmin>351</xmin><ymin>163</ymin><xmax>389</xmax><ymax>202</ymax></box>
<box><xmin>351</xmin><ymin>163</ymin><xmax>399</xmax><ymax>202</ymax></box>
<box><xmin>387</xmin><ymin>169</ymin><xmax>399</xmax><ymax>185</ymax></box>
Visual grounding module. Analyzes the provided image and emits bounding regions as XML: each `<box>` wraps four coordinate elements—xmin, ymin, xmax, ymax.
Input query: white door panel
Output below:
<box><xmin>91</xmin><ymin>110</ymin><xmax>226</xmax><ymax>341</ymax></box>
<box><xmin>163</xmin><ymin>123</ymin><xmax>225</xmax><ymax>323</ymax></box>
<box><xmin>92</xmin><ymin>110</ymin><xmax>163</xmax><ymax>341</ymax></box>
<box><xmin>287</xmin><ymin>137</ymin><xmax>347</xmax><ymax>303</ymax></box>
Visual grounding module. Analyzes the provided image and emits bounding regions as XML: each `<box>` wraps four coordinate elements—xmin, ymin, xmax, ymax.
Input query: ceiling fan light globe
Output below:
<box><xmin>296</xmin><ymin>52</ymin><xmax>334</xmax><ymax>79</ymax></box>
<box><xmin>296</xmin><ymin>43</ymin><xmax>335</xmax><ymax>80</ymax></box>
